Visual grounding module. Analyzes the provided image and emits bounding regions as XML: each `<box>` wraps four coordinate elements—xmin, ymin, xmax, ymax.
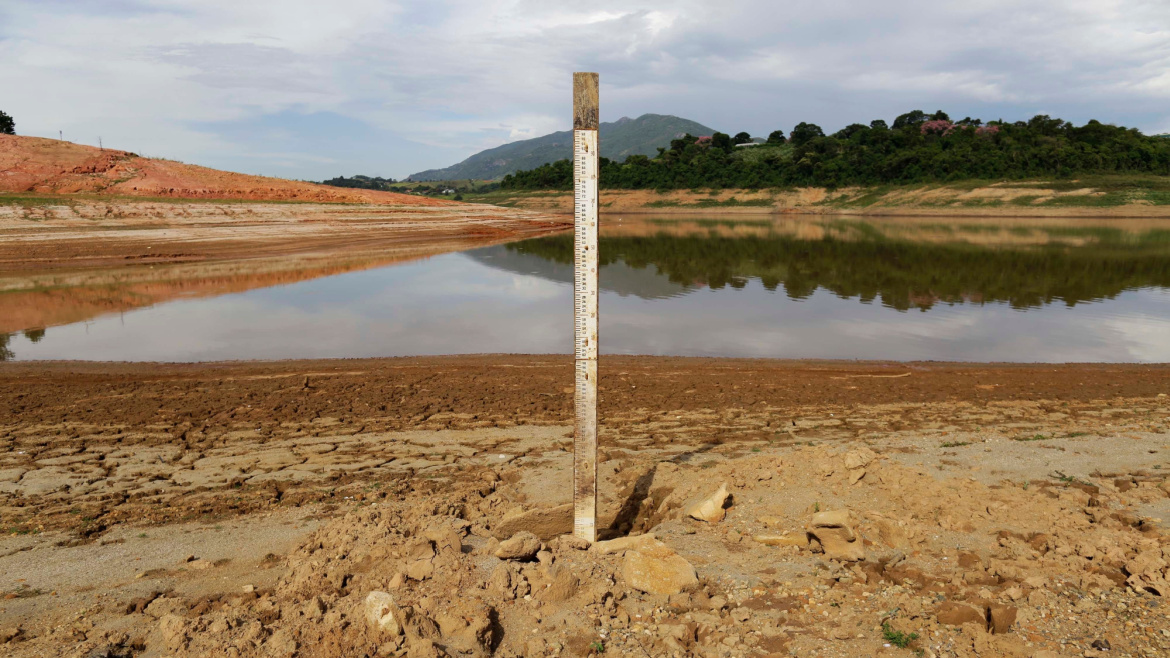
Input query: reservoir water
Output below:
<box><xmin>3</xmin><ymin>215</ymin><xmax>1170</xmax><ymax>362</ymax></box>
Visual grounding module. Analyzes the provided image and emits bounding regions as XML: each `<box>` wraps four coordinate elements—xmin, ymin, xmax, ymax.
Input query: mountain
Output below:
<box><xmin>409</xmin><ymin>114</ymin><xmax>716</xmax><ymax>181</ymax></box>
<box><xmin>0</xmin><ymin>134</ymin><xmax>443</xmax><ymax>205</ymax></box>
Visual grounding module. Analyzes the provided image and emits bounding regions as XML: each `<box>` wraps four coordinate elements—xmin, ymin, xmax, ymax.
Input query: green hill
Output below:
<box><xmin>408</xmin><ymin>114</ymin><xmax>715</xmax><ymax>181</ymax></box>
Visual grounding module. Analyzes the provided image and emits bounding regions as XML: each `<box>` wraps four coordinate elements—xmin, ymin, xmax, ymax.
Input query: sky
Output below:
<box><xmin>2</xmin><ymin>0</ymin><xmax>1169</xmax><ymax>181</ymax></box>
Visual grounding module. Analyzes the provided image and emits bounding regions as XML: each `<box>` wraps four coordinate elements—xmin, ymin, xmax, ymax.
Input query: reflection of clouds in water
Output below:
<box><xmin>9</xmin><ymin>252</ymin><xmax>1170</xmax><ymax>363</ymax></box>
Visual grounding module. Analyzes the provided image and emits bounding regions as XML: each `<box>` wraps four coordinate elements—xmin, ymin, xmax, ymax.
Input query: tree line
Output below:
<box><xmin>500</xmin><ymin>110</ymin><xmax>1170</xmax><ymax>190</ymax></box>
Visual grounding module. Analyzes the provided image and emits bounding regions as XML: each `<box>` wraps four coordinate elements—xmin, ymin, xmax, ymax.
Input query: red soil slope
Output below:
<box><xmin>0</xmin><ymin>134</ymin><xmax>447</xmax><ymax>205</ymax></box>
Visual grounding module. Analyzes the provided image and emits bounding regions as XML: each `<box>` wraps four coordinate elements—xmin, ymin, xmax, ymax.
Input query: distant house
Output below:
<box><xmin>441</xmin><ymin>188</ymin><xmax>456</xmax><ymax>194</ymax></box>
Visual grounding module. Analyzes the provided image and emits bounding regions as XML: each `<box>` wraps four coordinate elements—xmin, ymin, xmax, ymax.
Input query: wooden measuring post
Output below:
<box><xmin>572</xmin><ymin>72</ymin><xmax>599</xmax><ymax>543</ymax></box>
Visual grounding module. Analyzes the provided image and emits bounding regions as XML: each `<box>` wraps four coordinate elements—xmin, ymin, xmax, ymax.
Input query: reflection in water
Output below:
<box><xmin>502</xmin><ymin>222</ymin><xmax>1170</xmax><ymax>310</ymax></box>
<box><xmin>3</xmin><ymin>215</ymin><xmax>1170</xmax><ymax>363</ymax></box>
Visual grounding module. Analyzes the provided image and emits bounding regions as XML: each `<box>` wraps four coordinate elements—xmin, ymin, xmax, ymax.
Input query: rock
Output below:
<box><xmin>264</xmin><ymin>628</ymin><xmax>297</xmax><ymax>657</ymax></box>
<box><xmin>144</xmin><ymin>596</ymin><xmax>186</xmax><ymax>619</ymax></box>
<box><xmin>492</xmin><ymin>504</ymin><xmax>573</xmax><ymax>540</ymax></box>
<box><xmin>935</xmin><ymin>602</ymin><xmax>986</xmax><ymax>627</ymax></box>
<box><xmin>536</xmin><ymin>550</ymin><xmax>553</xmax><ymax>565</ymax></box>
<box><xmin>874</xmin><ymin>518</ymin><xmax>909</xmax><ymax>549</ymax></box>
<box><xmin>988</xmin><ymin>604</ymin><xmax>1017</xmax><ymax>634</ymax></box>
<box><xmin>537</xmin><ymin>565</ymin><xmax>580</xmax><ymax>602</ymax></box>
<box><xmin>389</xmin><ymin>572</ymin><xmax>406</xmax><ymax>589</ymax></box>
<box><xmin>806</xmin><ymin>509</ymin><xmax>865</xmax><ymax>561</ymax></box>
<box><xmin>622</xmin><ymin>539</ymin><xmax>698</xmax><ymax>595</ymax></box>
<box><xmin>686</xmin><ymin>483</ymin><xmax>730</xmax><ymax>523</ymax></box>
<box><xmin>753</xmin><ymin>533</ymin><xmax>807</xmax><ymax>547</ymax></box>
<box><xmin>1030</xmin><ymin>652</ymin><xmax>1064</xmax><ymax>658</ymax></box>
<box><xmin>848</xmin><ymin>468</ymin><xmax>866</xmax><ymax>484</ymax></box>
<box><xmin>844</xmin><ymin>447</ymin><xmax>877</xmax><ymax>470</ymax></box>
<box><xmin>406</xmin><ymin>559</ymin><xmax>434</xmax><ymax>581</ymax></box>
<box><xmin>494</xmin><ymin>531</ymin><xmax>541</xmax><ymax>560</ymax></box>
<box><xmin>365</xmin><ymin>591</ymin><xmax>403</xmax><ymax>636</ymax></box>
<box><xmin>158</xmin><ymin>613</ymin><xmax>188</xmax><ymax>651</ymax></box>
<box><xmin>593</xmin><ymin>533</ymin><xmax>660</xmax><ymax>555</ymax></box>
<box><xmin>557</xmin><ymin>535</ymin><xmax>591</xmax><ymax>550</ymax></box>
<box><xmin>187</xmin><ymin>558</ymin><xmax>214</xmax><ymax>570</ymax></box>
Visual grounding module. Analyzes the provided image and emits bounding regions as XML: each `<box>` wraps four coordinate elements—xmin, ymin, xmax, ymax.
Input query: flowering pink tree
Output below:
<box><xmin>975</xmin><ymin>125</ymin><xmax>1000</xmax><ymax>136</ymax></box>
<box><xmin>920</xmin><ymin>119</ymin><xmax>955</xmax><ymax>136</ymax></box>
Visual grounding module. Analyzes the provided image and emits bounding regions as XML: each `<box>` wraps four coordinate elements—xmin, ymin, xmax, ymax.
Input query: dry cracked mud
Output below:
<box><xmin>1</xmin><ymin>356</ymin><xmax>1168</xmax><ymax>657</ymax></box>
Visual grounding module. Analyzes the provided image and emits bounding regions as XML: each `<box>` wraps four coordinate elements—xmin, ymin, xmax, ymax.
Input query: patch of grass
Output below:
<box><xmin>1015</xmin><ymin>434</ymin><xmax>1048</xmax><ymax>442</ymax></box>
<box><xmin>882</xmin><ymin>622</ymin><xmax>919</xmax><ymax>649</ymax></box>
<box><xmin>940</xmin><ymin>441</ymin><xmax>972</xmax><ymax>448</ymax></box>
<box><xmin>1065</xmin><ymin>431</ymin><xmax>1089</xmax><ymax>438</ymax></box>
<box><xmin>589</xmin><ymin>640</ymin><xmax>605</xmax><ymax>653</ymax></box>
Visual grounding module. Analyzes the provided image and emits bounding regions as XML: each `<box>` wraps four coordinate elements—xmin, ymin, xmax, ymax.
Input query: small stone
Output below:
<box><xmin>495</xmin><ymin>531</ymin><xmax>541</xmax><ymax>560</ymax></box>
<box><xmin>935</xmin><ymin>601</ymin><xmax>986</xmax><ymax>627</ymax></box>
<box><xmin>492</xmin><ymin>504</ymin><xmax>573</xmax><ymax>540</ymax></box>
<box><xmin>806</xmin><ymin>510</ymin><xmax>865</xmax><ymax>562</ymax></box>
<box><xmin>622</xmin><ymin>539</ymin><xmax>698</xmax><ymax>595</ymax></box>
<box><xmin>844</xmin><ymin>447</ymin><xmax>877</xmax><ymax>470</ymax></box>
<box><xmin>536</xmin><ymin>550</ymin><xmax>553</xmax><ymax>565</ymax></box>
<box><xmin>388</xmin><ymin>572</ymin><xmax>406</xmax><ymax>589</ymax></box>
<box><xmin>187</xmin><ymin>559</ymin><xmax>214</xmax><ymax>571</ymax></box>
<box><xmin>557</xmin><ymin>535</ymin><xmax>591</xmax><ymax>550</ymax></box>
<box><xmin>241</xmin><ymin>584</ymin><xmax>255</xmax><ymax>594</ymax></box>
<box><xmin>686</xmin><ymin>483</ymin><xmax>731</xmax><ymax>523</ymax></box>
<box><xmin>988</xmin><ymin>604</ymin><xmax>1017</xmax><ymax>634</ymax></box>
<box><xmin>365</xmin><ymin>591</ymin><xmax>403</xmax><ymax>636</ymax></box>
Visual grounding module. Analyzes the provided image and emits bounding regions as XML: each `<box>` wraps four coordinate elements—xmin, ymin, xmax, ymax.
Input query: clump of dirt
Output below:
<box><xmin>13</xmin><ymin>441</ymin><xmax>1166</xmax><ymax>657</ymax></box>
<box><xmin>0</xmin><ymin>134</ymin><xmax>443</xmax><ymax>205</ymax></box>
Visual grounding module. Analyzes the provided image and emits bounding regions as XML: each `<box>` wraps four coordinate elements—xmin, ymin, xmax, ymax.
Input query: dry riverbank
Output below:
<box><xmin>1</xmin><ymin>356</ymin><xmax>1168</xmax><ymax>656</ymax></box>
<box><xmin>471</xmin><ymin>182</ymin><xmax>1170</xmax><ymax>218</ymax></box>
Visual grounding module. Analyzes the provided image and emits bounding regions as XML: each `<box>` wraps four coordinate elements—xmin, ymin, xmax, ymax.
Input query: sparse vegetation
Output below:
<box><xmin>882</xmin><ymin>622</ymin><xmax>919</xmax><ymax>649</ymax></box>
<box><xmin>0</xmin><ymin>109</ymin><xmax>14</xmax><ymax>135</ymax></box>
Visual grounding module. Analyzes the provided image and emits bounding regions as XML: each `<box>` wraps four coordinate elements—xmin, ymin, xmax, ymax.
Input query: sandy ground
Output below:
<box><xmin>0</xmin><ymin>199</ymin><xmax>567</xmax><ymax>278</ymax></box>
<box><xmin>1</xmin><ymin>356</ymin><xmax>1168</xmax><ymax>657</ymax></box>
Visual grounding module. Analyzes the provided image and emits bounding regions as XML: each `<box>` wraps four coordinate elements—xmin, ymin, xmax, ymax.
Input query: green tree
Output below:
<box><xmin>0</xmin><ymin>110</ymin><xmax>13</xmax><ymax>135</ymax></box>
<box><xmin>733</xmin><ymin>131</ymin><xmax>753</xmax><ymax>145</ymax></box>
<box><xmin>710</xmin><ymin>132</ymin><xmax>733</xmax><ymax>151</ymax></box>
<box><xmin>892</xmin><ymin>110</ymin><xmax>927</xmax><ymax>129</ymax></box>
<box><xmin>766</xmin><ymin>129</ymin><xmax>787</xmax><ymax>144</ymax></box>
<box><xmin>790</xmin><ymin>122</ymin><xmax>825</xmax><ymax>146</ymax></box>
<box><xmin>869</xmin><ymin>119</ymin><xmax>889</xmax><ymax>131</ymax></box>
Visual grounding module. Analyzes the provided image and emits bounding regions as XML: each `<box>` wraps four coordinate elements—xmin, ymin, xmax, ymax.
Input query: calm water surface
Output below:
<box><xmin>4</xmin><ymin>216</ymin><xmax>1170</xmax><ymax>362</ymax></box>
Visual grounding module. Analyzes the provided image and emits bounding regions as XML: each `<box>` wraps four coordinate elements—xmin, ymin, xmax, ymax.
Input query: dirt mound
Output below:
<box><xmin>0</xmin><ymin>135</ymin><xmax>445</xmax><ymax>205</ymax></box>
<box><xmin>13</xmin><ymin>444</ymin><xmax>1166</xmax><ymax>657</ymax></box>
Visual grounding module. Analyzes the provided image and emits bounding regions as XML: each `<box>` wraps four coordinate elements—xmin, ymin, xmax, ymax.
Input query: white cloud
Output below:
<box><xmin>2</xmin><ymin>0</ymin><xmax>1169</xmax><ymax>179</ymax></box>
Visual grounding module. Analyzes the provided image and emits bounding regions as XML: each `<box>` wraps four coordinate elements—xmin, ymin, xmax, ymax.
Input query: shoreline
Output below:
<box><xmin>0</xmin><ymin>197</ymin><xmax>568</xmax><ymax>274</ymax></box>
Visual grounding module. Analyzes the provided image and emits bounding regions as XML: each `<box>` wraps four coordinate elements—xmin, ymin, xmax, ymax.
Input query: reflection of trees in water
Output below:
<box><xmin>0</xmin><ymin>333</ymin><xmax>12</xmax><ymax>361</ymax></box>
<box><xmin>24</xmin><ymin>328</ymin><xmax>45</xmax><ymax>343</ymax></box>
<box><xmin>507</xmin><ymin>233</ymin><xmax>1170</xmax><ymax>311</ymax></box>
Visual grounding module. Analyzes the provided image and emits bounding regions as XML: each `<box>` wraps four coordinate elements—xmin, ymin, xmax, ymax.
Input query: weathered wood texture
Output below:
<box><xmin>573</xmin><ymin>72</ymin><xmax>599</xmax><ymax>131</ymax></box>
